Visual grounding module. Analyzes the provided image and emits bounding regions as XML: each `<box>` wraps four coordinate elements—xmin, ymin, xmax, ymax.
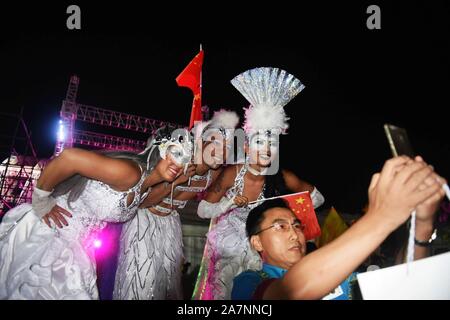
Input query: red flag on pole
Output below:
<box><xmin>176</xmin><ymin>49</ymin><xmax>204</xmax><ymax>129</ymax></box>
<box><xmin>281</xmin><ymin>191</ymin><xmax>321</xmax><ymax>240</ymax></box>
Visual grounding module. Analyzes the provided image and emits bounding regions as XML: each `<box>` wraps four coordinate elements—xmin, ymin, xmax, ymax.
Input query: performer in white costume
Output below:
<box><xmin>113</xmin><ymin>110</ymin><xmax>240</xmax><ymax>300</ymax></box>
<box><xmin>0</xmin><ymin>128</ymin><xmax>192</xmax><ymax>300</ymax></box>
<box><xmin>192</xmin><ymin>67</ymin><xmax>325</xmax><ymax>300</ymax></box>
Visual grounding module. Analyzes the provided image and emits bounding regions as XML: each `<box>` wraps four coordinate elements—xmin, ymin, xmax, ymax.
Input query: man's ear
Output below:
<box><xmin>250</xmin><ymin>235</ymin><xmax>263</xmax><ymax>253</ymax></box>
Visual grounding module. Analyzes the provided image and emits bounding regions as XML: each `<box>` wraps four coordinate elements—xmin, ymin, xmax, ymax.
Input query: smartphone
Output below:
<box><xmin>383</xmin><ymin>124</ymin><xmax>415</xmax><ymax>157</ymax></box>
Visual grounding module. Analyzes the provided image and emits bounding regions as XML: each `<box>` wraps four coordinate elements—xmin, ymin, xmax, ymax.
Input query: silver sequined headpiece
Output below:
<box><xmin>231</xmin><ymin>67</ymin><xmax>305</xmax><ymax>136</ymax></box>
<box><xmin>140</xmin><ymin>127</ymin><xmax>192</xmax><ymax>169</ymax></box>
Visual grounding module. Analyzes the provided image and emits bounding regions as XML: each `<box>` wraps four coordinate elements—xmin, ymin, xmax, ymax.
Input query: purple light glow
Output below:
<box><xmin>57</xmin><ymin>120</ymin><xmax>65</xmax><ymax>142</ymax></box>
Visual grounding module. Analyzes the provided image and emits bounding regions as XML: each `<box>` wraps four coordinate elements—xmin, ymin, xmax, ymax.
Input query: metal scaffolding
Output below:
<box><xmin>54</xmin><ymin>75</ymin><xmax>182</xmax><ymax>156</ymax></box>
<box><xmin>0</xmin><ymin>108</ymin><xmax>43</xmax><ymax>217</ymax></box>
<box><xmin>1</xmin><ymin>75</ymin><xmax>185</xmax><ymax>217</ymax></box>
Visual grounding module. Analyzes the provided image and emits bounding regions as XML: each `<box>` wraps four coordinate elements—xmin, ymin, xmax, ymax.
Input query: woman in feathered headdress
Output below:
<box><xmin>0</xmin><ymin>128</ymin><xmax>193</xmax><ymax>299</ymax></box>
<box><xmin>192</xmin><ymin>67</ymin><xmax>325</xmax><ymax>300</ymax></box>
<box><xmin>112</xmin><ymin>109</ymin><xmax>240</xmax><ymax>300</ymax></box>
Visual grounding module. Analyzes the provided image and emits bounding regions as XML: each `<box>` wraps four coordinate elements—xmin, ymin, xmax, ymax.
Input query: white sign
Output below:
<box><xmin>357</xmin><ymin>251</ymin><xmax>450</xmax><ymax>300</ymax></box>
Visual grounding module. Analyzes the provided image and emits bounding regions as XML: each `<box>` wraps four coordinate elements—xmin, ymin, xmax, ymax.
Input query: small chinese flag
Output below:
<box><xmin>281</xmin><ymin>191</ymin><xmax>321</xmax><ymax>240</ymax></box>
<box><xmin>176</xmin><ymin>50</ymin><xmax>204</xmax><ymax>129</ymax></box>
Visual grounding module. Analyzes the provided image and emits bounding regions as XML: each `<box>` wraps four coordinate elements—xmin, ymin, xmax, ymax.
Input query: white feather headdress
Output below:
<box><xmin>231</xmin><ymin>67</ymin><xmax>305</xmax><ymax>135</ymax></box>
<box><xmin>192</xmin><ymin>109</ymin><xmax>239</xmax><ymax>141</ymax></box>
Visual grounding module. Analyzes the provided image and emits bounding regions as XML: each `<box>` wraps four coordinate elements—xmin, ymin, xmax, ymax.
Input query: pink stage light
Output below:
<box><xmin>93</xmin><ymin>239</ymin><xmax>102</xmax><ymax>249</ymax></box>
<box><xmin>86</xmin><ymin>225</ymin><xmax>121</xmax><ymax>260</ymax></box>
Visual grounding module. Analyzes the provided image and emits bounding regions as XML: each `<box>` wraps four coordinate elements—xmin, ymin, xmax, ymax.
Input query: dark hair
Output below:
<box><xmin>264</xmin><ymin>169</ymin><xmax>288</xmax><ymax>198</ymax></box>
<box><xmin>246</xmin><ymin>198</ymin><xmax>290</xmax><ymax>237</ymax></box>
<box><xmin>262</xmin><ymin>135</ymin><xmax>289</xmax><ymax>198</ymax></box>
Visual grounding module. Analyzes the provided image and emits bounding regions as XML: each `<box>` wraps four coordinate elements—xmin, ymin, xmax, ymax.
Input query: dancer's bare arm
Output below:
<box><xmin>204</xmin><ymin>165</ymin><xmax>237</xmax><ymax>203</ymax></box>
<box><xmin>38</xmin><ymin>148</ymin><xmax>143</xmax><ymax>228</ymax></box>
<box><xmin>161</xmin><ymin>166</ymin><xmax>226</xmax><ymax>204</ymax></box>
<box><xmin>196</xmin><ymin>166</ymin><xmax>243</xmax><ymax>219</ymax></box>
<box><xmin>282</xmin><ymin>170</ymin><xmax>314</xmax><ymax>193</ymax></box>
<box><xmin>37</xmin><ymin>148</ymin><xmax>142</xmax><ymax>192</ymax></box>
<box><xmin>140</xmin><ymin>164</ymin><xmax>196</xmax><ymax>208</ymax></box>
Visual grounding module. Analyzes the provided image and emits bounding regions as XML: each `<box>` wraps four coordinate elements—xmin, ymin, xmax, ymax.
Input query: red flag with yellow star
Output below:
<box><xmin>281</xmin><ymin>191</ymin><xmax>321</xmax><ymax>240</ymax></box>
<box><xmin>176</xmin><ymin>50</ymin><xmax>204</xmax><ymax>129</ymax></box>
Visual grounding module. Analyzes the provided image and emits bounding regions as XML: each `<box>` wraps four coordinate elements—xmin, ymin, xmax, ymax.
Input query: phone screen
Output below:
<box><xmin>383</xmin><ymin>124</ymin><xmax>415</xmax><ymax>157</ymax></box>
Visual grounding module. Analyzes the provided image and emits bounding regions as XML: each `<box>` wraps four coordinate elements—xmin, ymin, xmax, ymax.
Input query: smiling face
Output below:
<box><xmin>204</xmin><ymin>139</ymin><xmax>229</xmax><ymax>169</ymax></box>
<box><xmin>155</xmin><ymin>145</ymin><xmax>186</xmax><ymax>181</ymax></box>
<box><xmin>200</xmin><ymin>129</ymin><xmax>232</xmax><ymax>169</ymax></box>
<box><xmin>247</xmin><ymin>132</ymin><xmax>279</xmax><ymax>168</ymax></box>
<box><xmin>250</xmin><ymin>207</ymin><xmax>306</xmax><ymax>270</ymax></box>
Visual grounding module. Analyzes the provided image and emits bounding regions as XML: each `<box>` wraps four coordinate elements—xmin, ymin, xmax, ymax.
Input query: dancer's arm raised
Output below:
<box><xmin>37</xmin><ymin>148</ymin><xmax>142</xmax><ymax>192</ymax></box>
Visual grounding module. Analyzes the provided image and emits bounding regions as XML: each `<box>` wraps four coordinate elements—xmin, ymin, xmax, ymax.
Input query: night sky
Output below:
<box><xmin>1</xmin><ymin>2</ymin><xmax>449</xmax><ymax>214</ymax></box>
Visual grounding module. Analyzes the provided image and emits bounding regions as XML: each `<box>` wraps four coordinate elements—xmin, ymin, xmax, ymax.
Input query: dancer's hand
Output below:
<box><xmin>42</xmin><ymin>205</ymin><xmax>73</xmax><ymax>229</ymax></box>
<box><xmin>174</xmin><ymin>164</ymin><xmax>196</xmax><ymax>185</ymax></box>
<box><xmin>234</xmin><ymin>195</ymin><xmax>249</xmax><ymax>207</ymax></box>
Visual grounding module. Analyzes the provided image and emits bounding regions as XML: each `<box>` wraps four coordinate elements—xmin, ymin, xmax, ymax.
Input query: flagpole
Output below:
<box><xmin>248</xmin><ymin>191</ymin><xmax>309</xmax><ymax>205</ymax></box>
<box><xmin>188</xmin><ymin>44</ymin><xmax>203</xmax><ymax>187</ymax></box>
<box><xmin>199</xmin><ymin>43</ymin><xmax>203</xmax><ymax>121</ymax></box>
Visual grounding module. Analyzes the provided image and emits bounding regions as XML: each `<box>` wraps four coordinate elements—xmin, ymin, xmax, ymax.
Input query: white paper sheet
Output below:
<box><xmin>357</xmin><ymin>251</ymin><xmax>450</xmax><ymax>300</ymax></box>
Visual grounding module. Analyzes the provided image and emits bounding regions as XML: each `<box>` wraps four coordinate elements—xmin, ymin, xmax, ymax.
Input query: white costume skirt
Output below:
<box><xmin>0</xmin><ymin>204</ymin><xmax>98</xmax><ymax>299</ymax></box>
<box><xmin>113</xmin><ymin>208</ymin><xmax>184</xmax><ymax>299</ymax></box>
